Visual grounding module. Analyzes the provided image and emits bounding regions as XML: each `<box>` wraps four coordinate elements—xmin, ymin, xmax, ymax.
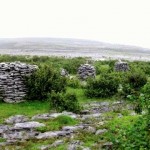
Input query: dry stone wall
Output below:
<box><xmin>114</xmin><ymin>61</ymin><xmax>129</xmax><ymax>71</ymax></box>
<box><xmin>78</xmin><ymin>64</ymin><xmax>96</xmax><ymax>80</ymax></box>
<box><xmin>0</xmin><ymin>62</ymin><xmax>38</xmax><ymax>103</ymax></box>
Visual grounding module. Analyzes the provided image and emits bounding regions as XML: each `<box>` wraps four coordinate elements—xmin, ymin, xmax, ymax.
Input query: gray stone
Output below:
<box><xmin>36</xmin><ymin>131</ymin><xmax>70</xmax><ymax>139</ymax></box>
<box><xmin>39</xmin><ymin>140</ymin><xmax>64</xmax><ymax>150</ymax></box>
<box><xmin>32</xmin><ymin>112</ymin><xmax>78</xmax><ymax>120</ymax></box>
<box><xmin>5</xmin><ymin>115</ymin><xmax>29</xmax><ymax>124</ymax></box>
<box><xmin>3</xmin><ymin>131</ymin><xmax>38</xmax><ymax>140</ymax></box>
<box><xmin>78</xmin><ymin>64</ymin><xmax>96</xmax><ymax>80</ymax></box>
<box><xmin>0</xmin><ymin>125</ymin><xmax>9</xmax><ymax>134</ymax></box>
<box><xmin>95</xmin><ymin>129</ymin><xmax>107</xmax><ymax>135</ymax></box>
<box><xmin>14</xmin><ymin>121</ymin><xmax>45</xmax><ymax>129</ymax></box>
<box><xmin>68</xmin><ymin>140</ymin><xmax>83</xmax><ymax>150</ymax></box>
<box><xmin>62</xmin><ymin>125</ymin><xmax>84</xmax><ymax>132</ymax></box>
<box><xmin>0</xmin><ymin>62</ymin><xmax>38</xmax><ymax>103</ymax></box>
<box><xmin>60</xmin><ymin>68</ymin><xmax>69</xmax><ymax>76</ymax></box>
<box><xmin>114</xmin><ymin>61</ymin><xmax>129</xmax><ymax>72</ymax></box>
<box><xmin>86</xmin><ymin>126</ymin><xmax>96</xmax><ymax>134</ymax></box>
<box><xmin>82</xmin><ymin>113</ymin><xmax>102</xmax><ymax>120</ymax></box>
<box><xmin>102</xmin><ymin>142</ymin><xmax>113</xmax><ymax>149</ymax></box>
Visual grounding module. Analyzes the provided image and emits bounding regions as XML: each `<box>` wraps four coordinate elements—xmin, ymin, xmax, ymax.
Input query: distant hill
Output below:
<box><xmin>0</xmin><ymin>38</ymin><xmax>149</xmax><ymax>61</ymax></box>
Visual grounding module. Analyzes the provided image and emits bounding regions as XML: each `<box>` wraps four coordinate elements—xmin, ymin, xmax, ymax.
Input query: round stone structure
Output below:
<box><xmin>114</xmin><ymin>61</ymin><xmax>129</xmax><ymax>72</ymax></box>
<box><xmin>77</xmin><ymin>64</ymin><xmax>96</xmax><ymax>80</ymax></box>
<box><xmin>0</xmin><ymin>62</ymin><xmax>38</xmax><ymax>103</ymax></box>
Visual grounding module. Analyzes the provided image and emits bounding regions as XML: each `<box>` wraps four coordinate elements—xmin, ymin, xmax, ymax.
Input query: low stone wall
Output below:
<box><xmin>78</xmin><ymin>64</ymin><xmax>96</xmax><ymax>80</ymax></box>
<box><xmin>114</xmin><ymin>61</ymin><xmax>129</xmax><ymax>71</ymax></box>
<box><xmin>0</xmin><ymin>62</ymin><xmax>38</xmax><ymax>103</ymax></box>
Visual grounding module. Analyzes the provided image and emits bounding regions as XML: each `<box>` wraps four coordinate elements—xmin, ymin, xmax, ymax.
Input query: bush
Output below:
<box><xmin>25</xmin><ymin>65</ymin><xmax>67</xmax><ymax>100</ymax></box>
<box><xmin>122</xmin><ymin>70</ymin><xmax>147</xmax><ymax>97</ymax></box>
<box><xmin>96</xmin><ymin>64</ymin><xmax>110</xmax><ymax>75</ymax></box>
<box><xmin>107</xmin><ymin>116</ymin><xmax>150</xmax><ymax>150</ymax></box>
<box><xmin>127</xmin><ymin>71</ymin><xmax>147</xmax><ymax>89</ymax></box>
<box><xmin>140</xmin><ymin>82</ymin><xmax>150</xmax><ymax>114</ymax></box>
<box><xmin>67</xmin><ymin>77</ymin><xmax>81</xmax><ymax>88</ymax></box>
<box><xmin>49</xmin><ymin>92</ymin><xmax>81</xmax><ymax>113</ymax></box>
<box><xmin>85</xmin><ymin>72</ymin><xmax>120</xmax><ymax>98</ymax></box>
<box><xmin>62</xmin><ymin>57</ymin><xmax>86</xmax><ymax>74</ymax></box>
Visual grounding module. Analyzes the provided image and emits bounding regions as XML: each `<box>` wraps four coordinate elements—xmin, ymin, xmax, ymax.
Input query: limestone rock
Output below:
<box><xmin>60</xmin><ymin>68</ymin><xmax>69</xmax><ymax>77</ymax></box>
<box><xmin>39</xmin><ymin>140</ymin><xmax>64</xmax><ymax>150</ymax></box>
<box><xmin>102</xmin><ymin>142</ymin><xmax>113</xmax><ymax>149</ymax></box>
<box><xmin>36</xmin><ymin>131</ymin><xmax>70</xmax><ymax>139</ymax></box>
<box><xmin>62</xmin><ymin>125</ymin><xmax>84</xmax><ymax>132</ymax></box>
<box><xmin>86</xmin><ymin>126</ymin><xmax>96</xmax><ymax>134</ymax></box>
<box><xmin>95</xmin><ymin>129</ymin><xmax>107</xmax><ymax>135</ymax></box>
<box><xmin>32</xmin><ymin>112</ymin><xmax>78</xmax><ymax>120</ymax></box>
<box><xmin>14</xmin><ymin>121</ymin><xmax>45</xmax><ymax>129</ymax></box>
<box><xmin>5</xmin><ymin>115</ymin><xmax>29</xmax><ymax>124</ymax></box>
<box><xmin>68</xmin><ymin>140</ymin><xmax>83</xmax><ymax>150</ymax></box>
<box><xmin>3</xmin><ymin>131</ymin><xmax>38</xmax><ymax>140</ymax></box>
<box><xmin>0</xmin><ymin>125</ymin><xmax>9</xmax><ymax>134</ymax></box>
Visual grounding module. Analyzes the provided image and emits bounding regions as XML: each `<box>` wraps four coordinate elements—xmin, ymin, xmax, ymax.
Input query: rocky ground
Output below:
<box><xmin>0</xmin><ymin>101</ymin><xmax>135</xmax><ymax>150</ymax></box>
<box><xmin>0</xmin><ymin>38</ymin><xmax>150</xmax><ymax>61</ymax></box>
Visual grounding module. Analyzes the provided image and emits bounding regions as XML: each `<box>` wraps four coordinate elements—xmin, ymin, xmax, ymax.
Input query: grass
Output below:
<box><xmin>0</xmin><ymin>101</ymin><xmax>49</xmax><ymax>123</ymax></box>
<box><xmin>36</xmin><ymin>115</ymin><xmax>79</xmax><ymax>132</ymax></box>
<box><xmin>67</xmin><ymin>87</ymin><xmax>116</xmax><ymax>104</ymax></box>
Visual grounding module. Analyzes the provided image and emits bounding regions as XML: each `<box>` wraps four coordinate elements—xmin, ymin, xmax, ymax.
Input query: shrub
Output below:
<box><xmin>140</xmin><ymin>82</ymin><xmax>150</xmax><ymax>114</ymax></box>
<box><xmin>25</xmin><ymin>65</ymin><xmax>67</xmax><ymax>100</ymax></box>
<box><xmin>96</xmin><ymin>64</ymin><xmax>110</xmax><ymax>75</ymax></box>
<box><xmin>126</xmin><ymin>71</ymin><xmax>147</xmax><ymax>89</ymax></box>
<box><xmin>107</xmin><ymin>116</ymin><xmax>150</xmax><ymax>150</ymax></box>
<box><xmin>122</xmin><ymin>70</ymin><xmax>147</xmax><ymax>97</ymax></box>
<box><xmin>49</xmin><ymin>92</ymin><xmax>81</xmax><ymax>113</ymax></box>
<box><xmin>85</xmin><ymin>72</ymin><xmax>120</xmax><ymax>98</ymax></box>
<box><xmin>67</xmin><ymin>77</ymin><xmax>81</xmax><ymax>88</ymax></box>
<box><xmin>62</xmin><ymin>57</ymin><xmax>86</xmax><ymax>74</ymax></box>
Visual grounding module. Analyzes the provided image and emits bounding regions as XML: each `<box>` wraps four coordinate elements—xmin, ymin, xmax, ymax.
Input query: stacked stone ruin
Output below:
<box><xmin>114</xmin><ymin>61</ymin><xmax>129</xmax><ymax>71</ymax></box>
<box><xmin>0</xmin><ymin>62</ymin><xmax>38</xmax><ymax>103</ymax></box>
<box><xmin>78</xmin><ymin>64</ymin><xmax>96</xmax><ymax>80</ymax></box>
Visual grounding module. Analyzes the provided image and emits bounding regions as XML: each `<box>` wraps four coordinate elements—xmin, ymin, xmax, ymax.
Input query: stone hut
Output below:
<box><xmin>0</xmin><ymin>62</ymin><xmax>38</xmax><ymax>103</ymax></box>
<box><xmin>77</xmin><ymin>64</ymin><xmax>96</xmax><ymax>80</ymax></box>
<box><xmin>114</xmin><ymin>61</ymin><xmax>129</xmax><ymax>71</ymax></box>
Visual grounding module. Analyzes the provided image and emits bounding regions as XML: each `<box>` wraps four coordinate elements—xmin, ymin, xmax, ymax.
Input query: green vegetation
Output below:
<box><xmin>49</xmin><ymin>92</ymin><xmax>81</xmax><ymax>113</ymax></box>
<box><xmin>25</xmin><ymin>65</ymin><xmax>67</xmax><ymax>100</ymax></box>
<box><xmin>85</xmin><ymin>72</ymin><xmax>120</xmax><ymax>98</ymax></box>
<box><xmin>0</xmin><ymin>101</ymin><xmax>49</xmax><ymax>123</ymax></box>
<box><xmin>0</xmin><ymin>55</ymin><xmax>150</xmax><ymax>149</ymax></box>
<box><xmin>36</xmin><ymin>115</ymin><xmax>79</xmax><ymax>132</ymax></box>
<box><xmin>104</xmin><ymin>115</ymin><xmax>150</xmax><ymax>150</ymax></box>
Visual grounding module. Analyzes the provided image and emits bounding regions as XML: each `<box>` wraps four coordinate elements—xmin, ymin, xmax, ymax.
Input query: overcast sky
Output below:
<box><xmin>0</xmin><ymin>0</ymin><xmax>150</xmax><ymax>48</ymax></box>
